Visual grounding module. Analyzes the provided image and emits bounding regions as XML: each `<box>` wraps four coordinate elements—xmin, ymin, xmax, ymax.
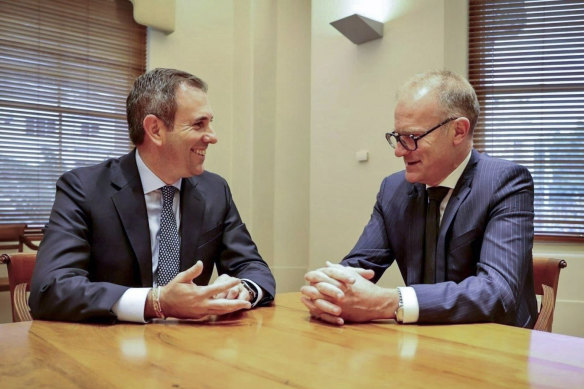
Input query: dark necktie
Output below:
<box><xmin>157</xmin><ymin>185</ymin><xmax>180</xmax><ymax>286</ymax></box>
<box><xmin>423</xmin><ymin>186</ymin><xmax>450</xmax><ymax>284</ymax></box>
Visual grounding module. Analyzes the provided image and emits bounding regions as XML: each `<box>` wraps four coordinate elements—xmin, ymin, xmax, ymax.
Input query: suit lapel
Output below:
<box><xmin>179</xmin><ymin>177</ymin><xmax>206</xmax><ymax>271</ymax></box>
<box><xmin>404</xmin><ymin>182</ymin><xmax>427</xmax><ymax>285</ymax></box>
<box><xmin>435</xmin><ymin>150</ymin><xmax>479</xmax><ymax>282</ymax></box>
<box><xmin>111</xmin><ymin>150</ymin><xmax>153</xmax><ymax>286</ymax></box>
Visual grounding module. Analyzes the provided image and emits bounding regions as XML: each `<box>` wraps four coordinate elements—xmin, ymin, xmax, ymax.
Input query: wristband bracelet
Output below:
<box><xmin>152</xmin><ymin>286</ymin><xmax>165</xmax><ymax>319</ymax></box>
<box><xmin>395</xmin><ymin>288</ymin><xmax>404</xmax><ymax>323</ymax></box>
<box><xmin>241</xmin><ymin>281</ymin><xmax>257</xmax><ymax>303</ymax></box>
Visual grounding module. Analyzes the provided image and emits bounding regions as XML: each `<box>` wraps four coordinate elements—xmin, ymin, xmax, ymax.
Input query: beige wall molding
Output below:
<box><xmin>130</xmin><ymin>0</ymin><xmax>175</xmax><ymax>33</ymax></box>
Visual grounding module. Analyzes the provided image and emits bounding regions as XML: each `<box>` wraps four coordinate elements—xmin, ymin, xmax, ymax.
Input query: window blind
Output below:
<box><xmin>469</xmin><ymin>0</ymin><xmax>584</xmax><ymax>239</ymax></box>
<box><xmin>0</xmin><ymin>0</ymin><xmax>145</xmax><ymax>225</ymax></box>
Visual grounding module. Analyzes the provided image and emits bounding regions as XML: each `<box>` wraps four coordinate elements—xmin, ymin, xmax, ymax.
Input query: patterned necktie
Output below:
<box><xmin>423</xmin><ymin>186</ymin><xmax>450</xmax><ymax>284</ymax></box>
<box><xmin>157</xmin><ymin>185</ymin><xmax>180</xmax><ymax>286</ymax></box>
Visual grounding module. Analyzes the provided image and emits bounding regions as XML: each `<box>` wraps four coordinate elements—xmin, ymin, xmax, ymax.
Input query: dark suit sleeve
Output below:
<box><xmin>213</xmin><ymin>181</ymin><xmax>276</xmax><ymax>306</ymax></box>
<box><xmin>413</xmin><ymin>163</ymin><xmax>535</xmax><ymax>326</ymax></box>
<box><xmin>340</xmin><ymin>179</ymin><xmax>396</xmax><ymax>282</ymax></box>
<box><xmin>29</xmin><ymin>170</ymin><xmax>128</xmax><ymax>322</ymax></box>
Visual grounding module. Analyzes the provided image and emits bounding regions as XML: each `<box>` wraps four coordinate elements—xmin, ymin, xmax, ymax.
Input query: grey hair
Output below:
<box><xmin>397</xmin><ymin>70</ymin><xmax>480</xmax><ymax>133</ymax></box>
<box><xmin>126</xmin><ymin>68</ymin><xmax>208</xmax><ymax>145</ymax></box>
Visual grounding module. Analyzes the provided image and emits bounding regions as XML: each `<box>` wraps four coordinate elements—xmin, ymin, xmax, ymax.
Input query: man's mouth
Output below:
<box><xmin>193</xmin><ymin>149</ymin><xmax>206</xmax><ymax>157</ymax></box>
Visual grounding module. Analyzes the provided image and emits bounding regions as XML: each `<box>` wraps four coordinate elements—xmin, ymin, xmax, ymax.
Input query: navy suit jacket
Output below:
<box><xmin>341</xmin><ymin>150</ymin><xmax>537</xmax><ymax>328</ymax></box>
<box><xmin>30</xmin><ymin>150</ymin><xmax>275</xmax><ymax>322</ymax></box>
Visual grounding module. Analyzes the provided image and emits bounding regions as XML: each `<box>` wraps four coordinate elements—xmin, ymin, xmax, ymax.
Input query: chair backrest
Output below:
<box><xmin>0</xmin><ymin>253</ymin><xmax>36</xmax><ymax>322</ymax></box>
<box><xmin>20</xmin><ymin>226</ymin><xmax>44</xmax><ymax>251</ymax></box>
<box><xmin>0</xmin><ymin>223</ymin><xmax>27</xmax><ymax>252</ymax></box>
<box><xmin>532</xmin><ymin>257</ymin><xmax>567</xmax><ymax>332</ymax></box>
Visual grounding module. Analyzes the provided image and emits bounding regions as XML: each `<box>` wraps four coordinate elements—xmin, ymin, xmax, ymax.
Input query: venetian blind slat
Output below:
<box><xmin>0</xmin><ymin>0</ymin><xmax>145</xmax><ymax>226</ymax></box>
<box><xmin>469</xmin><ymin>0</ymin><xmax>584</xmax><ymax>239</ymax></box>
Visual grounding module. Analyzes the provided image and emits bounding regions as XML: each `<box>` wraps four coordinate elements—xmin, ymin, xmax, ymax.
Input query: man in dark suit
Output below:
<box><xmin>30</xmin><ymin>68</ymin><xmax>275</xmax><ymax>322</ymax></box>
<box><xmin>301</xmin><ymin>70</ymin><xmax>537</xmax><ymax>328</ymax></box>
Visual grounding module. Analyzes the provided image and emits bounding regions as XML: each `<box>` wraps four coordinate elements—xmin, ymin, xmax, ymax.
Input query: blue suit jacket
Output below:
<box><xmin>30</xmin><ymin>150</ymin><xmax>275</xmax><ymax>321</ymax></box>
<box><xmin>341</xmin><ymin>150</ymin><xmax>537</xmax><ymax>327</ymax></box>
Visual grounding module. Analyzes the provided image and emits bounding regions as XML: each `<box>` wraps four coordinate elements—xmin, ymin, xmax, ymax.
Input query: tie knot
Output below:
<box><xmin>161</xmin><ymin>185</ymin><xmax>177</xmax><ymax>204</ymax></box>
<box><xmin>427</xmin><ymin>186</ymin><xmax>449</xmax><ymax>202</ymax></box>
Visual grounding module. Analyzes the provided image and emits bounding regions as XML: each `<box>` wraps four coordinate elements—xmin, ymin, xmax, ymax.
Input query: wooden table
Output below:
<box><xmin>1</xmin><ymin>292</ymin><xmax>583</xmax><ymax>388</ymax></box>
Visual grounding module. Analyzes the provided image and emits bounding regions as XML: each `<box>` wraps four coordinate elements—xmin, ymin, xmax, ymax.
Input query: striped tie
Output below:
<box><xmin>423</xmin><ymin>186</ymin><xmax>450</xmax><ymax>284</ymax></box>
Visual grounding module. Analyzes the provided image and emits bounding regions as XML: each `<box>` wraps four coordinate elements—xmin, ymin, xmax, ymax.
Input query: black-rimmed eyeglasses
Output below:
<box><xmin>385</xmin><ymin>117</ymin><xmax>458</xmax><ymax>151</ymax></box>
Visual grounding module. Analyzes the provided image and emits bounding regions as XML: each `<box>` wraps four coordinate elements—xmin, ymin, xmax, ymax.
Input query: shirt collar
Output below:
<box><xmin>429</xmin><ymin>150</ymin><xmax>472</xmax><ymax>190</ymax></box>
<box><xmin>135</xmin><ymin>149</ymin><xmax>182</xmax><ymax>194</ymax></box>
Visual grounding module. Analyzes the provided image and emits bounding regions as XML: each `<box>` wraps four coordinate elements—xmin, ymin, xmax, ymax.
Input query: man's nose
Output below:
<box><xmin>203</xmin><ymin>127</ymin><xmax>218</xmax><ymax>144</ymax></box>
<box><xmin>394</xmin><ymin>142</ymin><xmax>409</xmax><ymax>157</ymax></box>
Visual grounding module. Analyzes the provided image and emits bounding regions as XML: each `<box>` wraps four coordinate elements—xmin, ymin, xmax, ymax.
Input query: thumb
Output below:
<box><xmin>354</xmin><ymin>268</ymin><xmax>375</xmax><ymax>280</ymax></box>
<box><xmin>172</xmin><ymin>260</ymin><xmax>203</xmax><ymax>284</ymax></box>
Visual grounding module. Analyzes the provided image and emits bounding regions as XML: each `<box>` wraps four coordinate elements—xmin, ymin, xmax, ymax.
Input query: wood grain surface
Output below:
<box><xmin>0</xmin><ymin>292</ymin><xmax>582</xmax><ymax>388</ymax></box>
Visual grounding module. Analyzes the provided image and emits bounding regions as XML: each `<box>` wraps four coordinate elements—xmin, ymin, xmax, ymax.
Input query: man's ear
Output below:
<box><xmin>143</xmin><ymin>114</ymin><xmax>164</xmax><ymax>146</ymax></box>
<box><xmin>452</xmin><ymin>117</ymin><xmax>471</xmax><ymax>145</ymax></box>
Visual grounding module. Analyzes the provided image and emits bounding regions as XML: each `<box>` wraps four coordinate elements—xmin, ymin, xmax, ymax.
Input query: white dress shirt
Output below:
<box><xmin>112</xmin><ymin>150</ymin><xmax>261</xmax><ymax>322</ymax></box>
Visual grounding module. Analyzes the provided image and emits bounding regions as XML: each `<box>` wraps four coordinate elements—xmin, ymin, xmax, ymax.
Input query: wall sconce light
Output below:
<box><xmin>330</xmin><ymin>14</ymin><xmax>384</xmax><ymax>45</ymax></box>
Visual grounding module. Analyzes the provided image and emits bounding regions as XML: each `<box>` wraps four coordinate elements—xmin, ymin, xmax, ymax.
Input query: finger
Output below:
<box><xmin>317</xmin><ymin>312</ymin><xmax>344</xmax><ymax>326</ymax></box>
<box><xmin>319</xmin><ymin>267</ymin><xmax>356</xmax><ymax>285</ymax></box>
<box><xmin>354</xmin><ymin>268</ymin><xmax>375</xmax><ymax>280</ymax></box>
<box><xmin>313</xmin><ymin>298</ymin><xmax>342</xmax><ymax>316</ymax></box>
<box><xmin>226</xmin><ymin>286</ymin><xmax>240</xmax><ymax>300</ymax></box>
<box><xmin>325</xmin><ymin>261</ymin><xmax>375</xmax><ymax>280</ymax></box>
<box><xmin>302</xmin><ymin>296</ymin><xmax>344</xmax><ymax>326</ymax></box>
<box><xmin>173</xmin><ymin>260</ymin><xmax>203</xmax><ymax>284</ymax></box>
<box><xmin>314</xmin><ymin>282</ymin><xmax>344</xmax><ymax>300</ymax></box>
<box><xmin>202</xmin><ymin>277</ymin><xmax>241</xmax><ymax>297</ymax></box>
<box><xmin>300</xmin><ymin>285</ymin><xmax>325</xmax><ymax>300</ymax></box>
<box><xmin>205</xmin><ymin>299</ymin><xmax>251</xmax><ymax>314</ymax></box>
<box><xmin>214</xmin><ymin>291</ymin><xmax>227</xmax><ymax>299</ymax></box>
<box><xmin>305</xmin><ymin>270</ymin><xmax>350</xmax><ymax>289</ymax></box>
<box><xmin>212</xmin><ymin>274</ymin><xmax>230</xmax><ymax>284</ymax></box>
<box><xmin>301</xmin><ymin>297</ymin><xmax>326</xmax><ymax>319</ymax></box>
<box><xmin>300</xmin><ymin>295</ymin><xmax>319</xmax><ymax>310</ymax></box>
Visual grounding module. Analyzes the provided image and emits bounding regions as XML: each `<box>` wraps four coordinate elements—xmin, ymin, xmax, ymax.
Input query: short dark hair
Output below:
<box><xmin>398</xmin><ymin>70</ymin><xmax>480</xmax><ymax>133</ymax></box>
<box><xmin>126</xmin><ymin>68</ymin><xmax>208</xmax><ymax>145</ymax></box>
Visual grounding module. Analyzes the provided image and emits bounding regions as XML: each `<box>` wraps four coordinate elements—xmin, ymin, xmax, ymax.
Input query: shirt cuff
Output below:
<box><xmin>397</xmin><ymin>286</ymin><xmax>419</xmax><ymax>323</ymax></box>
<box><xmin>112</xmin><ymin>287</ymin><xmax>151</xmax><ymax>323</ymax></box>
<box><xmin>241</xmin><ymin>279</ymin><xmax>263</xmax><ymax>307</ymax></box>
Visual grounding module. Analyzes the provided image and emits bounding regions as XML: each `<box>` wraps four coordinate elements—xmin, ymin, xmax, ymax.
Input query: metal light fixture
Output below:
<box><xmin>330</xmin><ymin>14</ymin><xmax>383</xmax><ymax>45</ymax></box>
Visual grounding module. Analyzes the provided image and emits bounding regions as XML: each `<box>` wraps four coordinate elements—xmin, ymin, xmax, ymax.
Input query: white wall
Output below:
<box><xmin>148</xmin><ymin>0</ymin><xmax>311</xmax><ymax>292</ymax></box>
<box><xmin>309</xmin><ymin>0</ymin><xmax>467</xmax><ymax>286</ymax></box>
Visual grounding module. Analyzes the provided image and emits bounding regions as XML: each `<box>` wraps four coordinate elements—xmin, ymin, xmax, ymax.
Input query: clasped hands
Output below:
<box><xmin>148</xmin><ymin>260</ymin><xmax>253</xmax><ymax>320</ymax></box>
<box><xmin>300</xmin><ymin>261</ymin><xmax>398</xmax><ymax>325</ymax></box>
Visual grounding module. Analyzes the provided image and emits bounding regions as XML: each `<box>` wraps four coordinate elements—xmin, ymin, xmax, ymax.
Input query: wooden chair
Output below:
<box><xmin>0</xmin><ymin>223</ymin><xmax>28</xmax><ymax>293</ymax></box>
<box><xmin>0</xmin><ymin>253</ymin><xmax>36</xmax><ymax>322</ymax></box>
<box><xmin>0</xmin><ymin>223</ymin><xmax>27</xmax><ymax>252</ymax></box>
<box><xmin>533</xmin><ymin>257</ymin><xmax>567</xmax><ymax>332</ymax></box>
<box><xmin>20</xmin><ymin>226</ymin><xmax>44</xmax><ymax>251</ymax></box>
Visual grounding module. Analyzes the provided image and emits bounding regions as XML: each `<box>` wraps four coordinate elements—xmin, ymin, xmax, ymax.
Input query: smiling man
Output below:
<box><xmin>30</xmin><ymin>68</ymin><xmax>275</xmax><ymax>322</ymax></box>
<box><xmin>301</xmin><ymin>70</ymin><xmax>537</xmax><ymax>328</ymax></box>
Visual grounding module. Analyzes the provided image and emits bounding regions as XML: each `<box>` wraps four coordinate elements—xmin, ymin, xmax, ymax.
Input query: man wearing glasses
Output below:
<box><xmin>301</xmin><ymin>70</ymin><xmax>537</xmax><ymax>328</ymax></box>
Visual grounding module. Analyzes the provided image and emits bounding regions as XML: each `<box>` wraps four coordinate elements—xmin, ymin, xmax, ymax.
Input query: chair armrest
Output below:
<box><xmin>14</xmin><ymin>282</ymin><xmax>33</xmax><ymax>322</ymax></box>
<box><xmin>20</xmin><ymin>235</ymin><xmax>41</xmax><ymax>250</ymax></box>
<box><xmin>533</xmin><ymin>284</ymin><xmax>555</xmax><ymax>332</ymax></box>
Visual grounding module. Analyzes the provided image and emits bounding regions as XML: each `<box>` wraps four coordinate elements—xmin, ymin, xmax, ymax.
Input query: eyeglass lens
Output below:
<box><xmin>386</xmin><ymin>133</ymin><xmax>415</xmax><ymax>151</ymax></box>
